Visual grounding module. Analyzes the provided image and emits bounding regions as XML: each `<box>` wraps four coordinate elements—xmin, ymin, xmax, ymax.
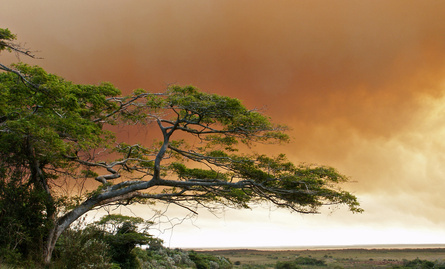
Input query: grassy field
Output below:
<box><xmin>197</xmin><ymin>247</ymin><xmax>445</xmax><ymax>268</ymax></box>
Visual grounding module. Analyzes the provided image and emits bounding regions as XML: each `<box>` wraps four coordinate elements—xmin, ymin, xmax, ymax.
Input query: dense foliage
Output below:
<box><xmin>0</xmin><ymin>177</ymin><xmax>51</xmax><ymax>264</ymax></box>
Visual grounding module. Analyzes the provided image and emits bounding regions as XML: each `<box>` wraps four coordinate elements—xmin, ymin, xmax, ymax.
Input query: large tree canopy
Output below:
<box><xmin>0</xmin><ymin>29</ymin><xmax>361</xmax><ymax>265</ymax></box>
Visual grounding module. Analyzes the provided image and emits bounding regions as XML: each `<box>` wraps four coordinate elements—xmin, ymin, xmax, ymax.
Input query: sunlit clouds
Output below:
<box><xmin>3</xmin><ymin>0</ymin><xmax>445</xmax><ymax>247</ymax></box>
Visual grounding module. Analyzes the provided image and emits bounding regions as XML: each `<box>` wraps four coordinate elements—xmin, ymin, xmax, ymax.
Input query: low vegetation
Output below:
<box><xmin>200</xmin><ymin>248</ymin><xmax>445</xmax><ymax>269</ymax></box>
<box><xmin>0</xmin><ymin>213</ymin><xmax>234</xmax><ymax>268</ymax></box>
<box><xmin>2</xmin><ymin>221</ymin><xmax>445</xmax><ymax>269</ymax></box>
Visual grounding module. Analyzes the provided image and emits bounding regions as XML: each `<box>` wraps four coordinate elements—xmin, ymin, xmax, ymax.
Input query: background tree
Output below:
<box><xmin>0</xmin><ymin>28</ymin><xmax>362</xmax><ymax>265</ymax></box>
<box><xmin>94</xmin><ymin>214</ymin><xmax>160</xmax><ymax>268</ymax></box>
<box><xmin>53</xmin><ymin>225</ymin><xmax>113</xmax><ymax>269</ymax></box>
<box><xmin>54</xmin><ymin>214</ymin><xmax>159</xmax><ymax>269</ymax></box>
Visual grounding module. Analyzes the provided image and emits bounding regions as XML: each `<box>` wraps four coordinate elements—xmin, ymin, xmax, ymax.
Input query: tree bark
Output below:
<box><xmin>42</xmin><ymin>195</ymin><xmax>100</xmax><ymax>265</ymax></box>
<box><xmin>40</xmin><ymin>183</ymin><xmax>152</xmax><ymax>264</ymax></box>
<box><xmin>43</xmin><ymin>224</ymin><xmax>58</xmax><ymax>265</ymax></box>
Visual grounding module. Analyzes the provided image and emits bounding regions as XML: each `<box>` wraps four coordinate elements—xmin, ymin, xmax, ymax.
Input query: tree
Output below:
<box><xmin>0</xmin><ymin>28</ymin><xmax>362</xmax><ymax>265</ymax></box>
<box><xmin>94</xmin><ymin>214</ymin><xmax>160</xmax><ymax>268</ymax></box>
<box><xmin>0</xmin><ymin>174</ymin><xmax>52</xmax><ymax>263</ymax></box>
<box><xmin>54</xmin><ymin>214</ymin><xmax>159</xmax><ymax>269</ymax></box>
<box><xmin>53</xmin><ymin>225</ymin><xmax>113</xmax><ymax>269</ymax></box>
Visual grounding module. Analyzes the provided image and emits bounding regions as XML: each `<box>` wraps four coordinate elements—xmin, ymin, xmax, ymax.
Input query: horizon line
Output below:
<box><xmin>187</xmin><ymin>243</ymin><xmax>445</xmax><ymax>251</ymax></box>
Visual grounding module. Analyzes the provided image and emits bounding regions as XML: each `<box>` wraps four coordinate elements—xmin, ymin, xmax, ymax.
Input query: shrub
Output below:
<box><xmin>53</xmin><ymin>228</ymin><xmax>114</xmax><ymax>269</ymax></box>
<box><xmin>275</xmin><ymin>256</ymin><xmax>326</xmax><ymax>269</ymax></box>
<box><xmin>391</xmin><ymin>258</ymin><xmax>445</xmax><ymax>269</ymax></box>
<box><xmin>294</xmin><ymin>256</ymin><xmax>326</xmax><ymax>266</ymax></box>
<box><xmin>188</xmin><ymin>251</ymin><xmax>233</xmax><ymax>269</ymax></box>
<box><xmin>405</xmin><ymin>258</ymin><xmax>434</xmax><ymax>268</ymax></box>
<box><xmin>275</xmin><ymin>261</ymin><xmax>300</xmax><ymax>269</ymax></box>
<box><xmin>136</xmin><ymin>247</ymin><xmax>196</xmax><ymax>268</ymax></box>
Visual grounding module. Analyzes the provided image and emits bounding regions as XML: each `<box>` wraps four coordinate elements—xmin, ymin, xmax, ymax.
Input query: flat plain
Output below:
<box><xmin>197</xmin><ymin>246</ymin><xmax>445</xmax><ymax>268</ymax></box>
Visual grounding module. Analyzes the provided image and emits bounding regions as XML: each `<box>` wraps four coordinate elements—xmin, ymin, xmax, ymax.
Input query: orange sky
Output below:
<box><xmin>3</xmin><ymin>0</ymin><xmax>445</xmax><ymax>248</ymax></box>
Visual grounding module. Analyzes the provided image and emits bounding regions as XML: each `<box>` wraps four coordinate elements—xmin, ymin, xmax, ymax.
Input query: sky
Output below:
<box><xmin>2</xmin><ymin>0</ymin><xmax>445</xmax><ymax>248</ymax></box>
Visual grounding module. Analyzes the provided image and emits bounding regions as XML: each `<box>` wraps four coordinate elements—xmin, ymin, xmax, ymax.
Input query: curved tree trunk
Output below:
<box><xmin>40</xmin><ymin>189</ymin><xmax>142</xmax><ymax>265</ymax></box>
<box><xmin>42</xmin><ymin>197</ymin><xmax>99</xmax><ymax>265</ymax></box>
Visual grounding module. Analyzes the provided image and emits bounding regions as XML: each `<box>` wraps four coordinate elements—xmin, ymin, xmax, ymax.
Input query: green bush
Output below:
<box><xmin>52</xmin><ymin>227</ymin><xmax>114</xmax><ymax>269</ymax></box>
<box><xmin>275</xmin><ymin>256</ymin><xmax>326</xmax><ymax>269</ymax></box>
<box><xmin>294</xmin><ymin>256</ymin><xmax>326</xmax><ymax>266</ymax></box>
<box><xmin>391</xmin><ymin>258</ymin><xmax>445</xmax><ymax>269</ymax></box>
<box><xmin>275</xmin><ymin>261</ymin><xmax>300</xmax><ymax>269</ymax></box>
<box><xmin>405</xmin><ymin>258</ymin><xmax>434</xmax><ymax>268</ymax></box>
<box><xmin>0</xmin><ymin>247</ymin><xmax>23</xmax><ymax>266</ymax></box>
<box><xmin>188</xmin><ymin>250</ymin><xmax>233</xmax><ymax>269</ymax></box>
<box><xmin>136</xmin><ymin>247</ymin><xmax>190</xmax><ymax>268</ymax></box>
